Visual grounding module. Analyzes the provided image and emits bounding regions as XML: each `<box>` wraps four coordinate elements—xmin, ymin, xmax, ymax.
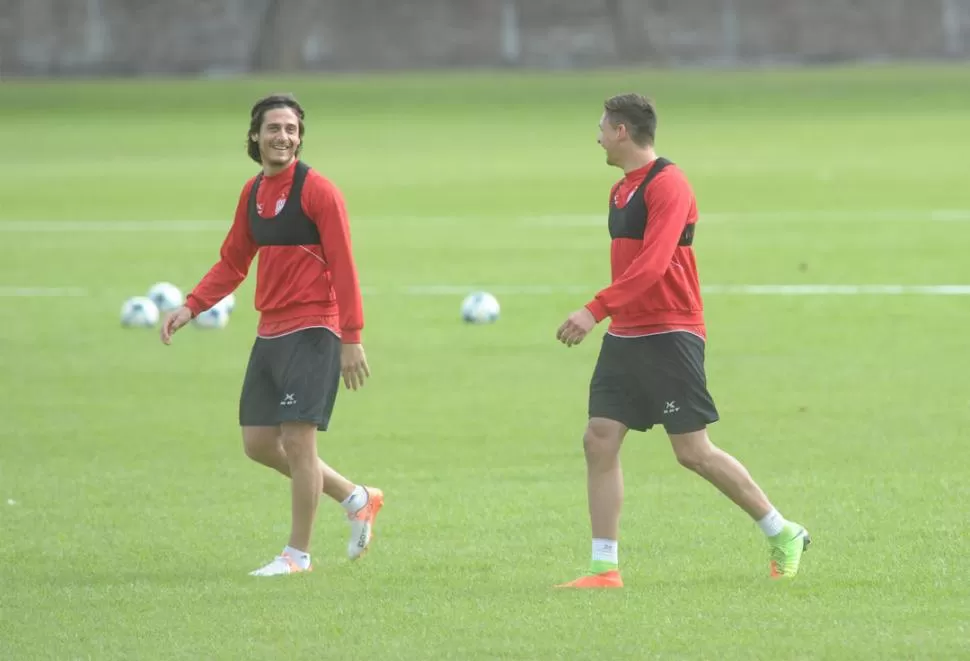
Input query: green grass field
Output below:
<box><xmin>2</xmin><ymin>64</ymin><xmax>970</xmax><ymax>660</ymax></box>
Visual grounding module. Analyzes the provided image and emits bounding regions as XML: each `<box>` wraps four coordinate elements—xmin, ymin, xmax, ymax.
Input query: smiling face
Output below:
<box><xmin>250</xmin><ymin>106</ymin><xmax>303</xmax><ymax>173</ymax></box>
<box><xmin>598</xmin><ymin>94</ymin><xmax>659</xmax><ymax>172</ymax></box>
<box><xmin>597</xmin><ymin>111</ymin><xmax>626</xmax><ymax>167</ymax></box>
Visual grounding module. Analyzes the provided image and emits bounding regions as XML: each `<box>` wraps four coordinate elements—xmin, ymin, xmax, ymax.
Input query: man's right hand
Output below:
<box><xmin>160</xmin><ymin>306</ymin><xmax>193</xmax><ymax>345</ymax></box>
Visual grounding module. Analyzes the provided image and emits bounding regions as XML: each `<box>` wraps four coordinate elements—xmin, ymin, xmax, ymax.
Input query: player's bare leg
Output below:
<box><xmin>243</xmin><ymin>425</ymin><xmax>286</xmax><ymax>471</ymax></box>
<box><xmin>668</xmin><ymin>429</ymin><xmax>771</xmax><ymax>518</ymax></box>
<box><xmin>242</xmin><ymin>425</ymin><xmax>384</xmax><ymax>564</ymax></box>
<box><xmin>585</xmin><ymin>418</ymin><xmax>627</xmax><ymax>541</ymax></box>
<box><xmin>243</xmin><ymin>427</ymin><xmax>353</xmax><ymax>499</ymax></box>
<box><xmin>248</xmin><ymin>423</ymin><xmax>320</xmax><ymax>576</ymax></box>
<box><xmin>556</xmin><ymin>417</ymin><xmax>626</xmax><ymax>588</ymax></box>
<box><xmin>280</xmin><ymin>422</ymin><xmax>322</xmax><ymax>552</ymax></box>
<box><xmin>668</xmin><ymin>429</ymin><xmax>810</xmax><ymax>578</ymax></box>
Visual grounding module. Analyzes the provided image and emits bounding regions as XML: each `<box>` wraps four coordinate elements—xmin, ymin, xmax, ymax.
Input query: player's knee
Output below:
<box><xmin>242</xmin><ymin>429</ymin><xmax>281</xmax><ymax>464</ymax></box>
<box><xmin>279</xmin><ymin>423</ymin><xmax>317</xmax><ymax>462</ymax></box>
<box><xmin>243</xmin><ymin>437</ymin><xmax>268</xmax><ymax>462</ymax></box>
<box><xmin>670</xmin><ymin>430</ymin><xmax>713</xmax><ymax>472</ymax></box>
<box><xmin>583</xmin><ymin>419</ymin><xmax>623</xmax><ymax>460</ymax></box>
<box><xmin>675</xmin><ymin>449</ymin><xmax>705</xmax><ymax>472</ymax></box>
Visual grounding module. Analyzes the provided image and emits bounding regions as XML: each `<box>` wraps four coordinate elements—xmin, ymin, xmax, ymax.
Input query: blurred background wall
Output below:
<box><xmin>3</xmin><ymin>0</ymin><xmax>969</xmax><ymax>77</ymax></box>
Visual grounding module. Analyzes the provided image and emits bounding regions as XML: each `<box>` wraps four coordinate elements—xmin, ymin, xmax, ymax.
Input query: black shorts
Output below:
<box><xmin>588</xmin><ymin>331</ymin><xmax>719</xmax><ymax>434</ymax></box>
<box><xmin>239</xmin><ymin>327</ymin><xmax>342</xmax><ymax>431</ymax></box>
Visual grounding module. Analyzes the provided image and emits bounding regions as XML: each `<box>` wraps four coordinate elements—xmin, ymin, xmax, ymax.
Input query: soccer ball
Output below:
<box><xmin>120</xmin><ymin>296</ymin><xmax>160</xmax><ymax>328</ymax></box>
<box><xmin>214</xmin><ymin>293</ymin><xmax>236</xmax><ymax>315</ymax></box>
<box><xmin>147</xmin><ymin>282</ymin><xmax>184</xmax><ymax>313</ymax></box>
<box><xmin>460</xmin><ymin>291</ymin><xmax>501</xmax><ymax>324</ymax></box>
<box><xmin>193</xmin><ymin>305</ymin><xmax>229</xmax><ymax>330</ymax></box>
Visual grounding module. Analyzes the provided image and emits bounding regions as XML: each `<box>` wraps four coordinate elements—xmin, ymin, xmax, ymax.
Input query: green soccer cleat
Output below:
<box><xmin>768</xmin><ymin>522</ymin><xmax>811</xmax><ymax>579</ymax></box>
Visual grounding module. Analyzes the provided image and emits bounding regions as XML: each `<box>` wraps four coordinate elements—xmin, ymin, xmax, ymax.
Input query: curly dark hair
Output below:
<box><xmin>247</xmin><ymin>93</ymin><xmax>306</xmax><ymax>164</ymax></box>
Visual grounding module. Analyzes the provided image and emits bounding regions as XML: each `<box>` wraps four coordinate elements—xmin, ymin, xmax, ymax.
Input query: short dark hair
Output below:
<box><xmin>247</xmin><ymin>93</ymin><xmax>306</xmax><ymax>164</ymax></box>
<box><xmin>604</xmin><ymin>93</ymin><xmax>657</xmax><ymax>147</ymax></box>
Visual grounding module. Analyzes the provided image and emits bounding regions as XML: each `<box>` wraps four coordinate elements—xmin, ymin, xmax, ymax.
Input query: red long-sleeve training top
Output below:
<box><xmin>184</xmin><ymin>160</ymin><xmax>364</xmax><ymax>343</ymax></box>
<box><xmin>585</xmin><ymin>159</ymin><xmax>706</xmax><ymax>339</ymax></box>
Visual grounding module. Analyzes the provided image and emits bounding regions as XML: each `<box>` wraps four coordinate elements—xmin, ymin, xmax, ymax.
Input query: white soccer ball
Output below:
<box><xmin>460</xmin><ymin>291</ymin><xmax>501</xmax><ymax>324</ymax></box>
<box><xmin>193</xmin><ymin>305</ymin><xmax>230</xmax><ymax>330</ymax></box>
<box><xmin>147</xmin><ymin>281</ymin><xmax>184</xmax><ymax>314</ymax></box>
<box><xmin>120</xmin><ymin>296</ymin><xmax>160</xmax><ymax>328</ymax></box>
<box><xmin>214</xmin><ymin>293</ymin><xmax>236</xmax><ymax>315</ymax></box>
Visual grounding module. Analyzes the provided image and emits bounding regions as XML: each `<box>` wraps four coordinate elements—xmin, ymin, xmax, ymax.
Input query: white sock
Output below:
<box><xmin>340</xmin><ymin>485</ymin><xmax>368</xmax><ymax>514</ymax></box>
<box><xmin>283</xmin><ymin>545</ymin><xmax>311</xmax><ymax>569</ymax></box>
<box><xmin>756</xmin><ymin>508</ymin><xmax>787</xmax><ymax>538</ymax></box>
<box><xmin>591</xmin><ymin>538</ymin><xmax>618</xmax><ymax>565</ymax></box>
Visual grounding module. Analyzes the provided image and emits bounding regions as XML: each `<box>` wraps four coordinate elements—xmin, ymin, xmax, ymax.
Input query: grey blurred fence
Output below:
<box><xmin>2</xmin><ymin>0</ymin><xmax>969</xmax><ymax>77</ymax></box>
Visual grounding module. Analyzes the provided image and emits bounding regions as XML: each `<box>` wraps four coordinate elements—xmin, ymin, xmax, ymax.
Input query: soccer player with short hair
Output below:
<box><xmin>554</xmin><ymin>93</ymin><xmax>809</xmax><ymax>588</ymax></box>
<box><xmin>160</xmin><ymin>94</ymin><xmax>384</xmax><ymax>577</ymax></box>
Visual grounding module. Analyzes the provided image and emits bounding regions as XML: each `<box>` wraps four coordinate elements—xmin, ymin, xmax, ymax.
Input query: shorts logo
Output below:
<box><xmin>664</xmin><ymin>400</ymin><xmax>680</xmax><ymax>415</ymax></box>
<box><xmin>281</xmin><ymin>393</ymin><xmax>297</xmax><ymax>406</ymax></box>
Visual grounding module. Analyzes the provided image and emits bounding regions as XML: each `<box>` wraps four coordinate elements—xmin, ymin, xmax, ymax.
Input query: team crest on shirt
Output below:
<box><xmin>256</xmin><ymin>197</ymin><xmax>287</xmax><ymax>216</ymax></box>
<box><xmin>613</xmin><ymin>187</ymin><xmax>638</xmax><ymax>206</ymax></box>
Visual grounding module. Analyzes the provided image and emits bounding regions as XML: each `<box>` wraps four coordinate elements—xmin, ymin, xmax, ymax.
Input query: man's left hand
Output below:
<box><xmin>341</xmin><ymin>343</ymin><xmax>370</xmax><ymax>390</ymax></box>
<box><xmin>556</xmin><ymin>308</ymin><xmax>597</xmax><ymax>347</ymax></box>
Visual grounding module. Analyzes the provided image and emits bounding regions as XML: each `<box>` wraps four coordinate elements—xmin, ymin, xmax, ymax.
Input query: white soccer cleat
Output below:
<box><xmin>347</xmin><ymin>487</ymin><xmax>385</xmax><ymax>560</ymax></box>
<box><xmin>248</xmin><ymin>553</ymin><xmax>311</xmax><ymax>577</ymax></box>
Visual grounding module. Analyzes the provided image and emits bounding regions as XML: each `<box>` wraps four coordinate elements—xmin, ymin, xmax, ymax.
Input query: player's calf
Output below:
<box><xmin>669</xmin><ymin>429</ymin><xmax>772</xmax><ymax>520</ymax></box>
<box><xmin>668</xmin><ymin>429</ymin><xmax>810</xmax><ymax>578</ymax></box>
